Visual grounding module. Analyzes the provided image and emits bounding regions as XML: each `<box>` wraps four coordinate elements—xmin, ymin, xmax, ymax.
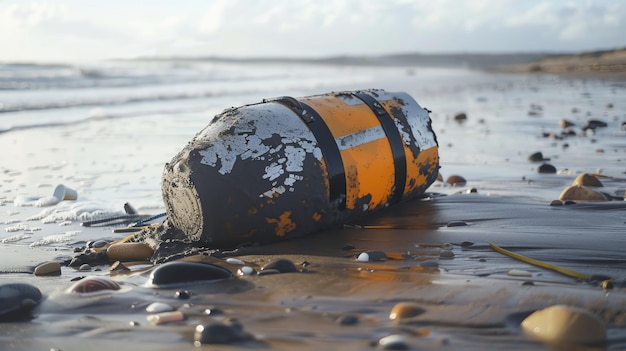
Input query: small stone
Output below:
<box><xmin>439</xmin><ymin>250</ymin><xmax>455</xmax><ymax>259</ymax></box>
<box><xmin>601</xmin><ymin>280</ymin><xmax>614</xmax><ymax>290</ymax></box>
<box><xmin>521</xmin><ymin>305</ymin><xmax>605</xmax><ymax>344</ymax></box>
<box><xmin>357</xmin><ymin>251</ymin><xmax>388</xmax><ymax>262</ymax></box>
<box><xmin>559</xmin><ymin>119</ymin><xmax>575</xmax><ymax>128</ymax></box>
<box><xmin>0</xmin><ymin>283</ymin><xmax>43</xmax><ymax>322</ymax></box>
<box><xmin>146</xmin><ymin>302</ymin><xmax>175</xmax><ymax>313</ymax></box>
<box><xmin>148</xmin><ymin>261</ymin><xmax>232</xmax><ymax>286</ymax></box>
<box><xmin>194</xmin><ymin>322</ymin><xmax>251</xmax><ymax>345</ymax></box>
<box><xmin>106</xmin><ymin>242</ymin><xmax>154</xmax><ymax>261</ymax></box>
<box><xmin>389</xmin><ymin>302</ymin><xmax>426</xmax><ymax>321</ymax></box>
<box><xmin>237</xmin><ymin>266</ymin><xmax>256</xmax><ymax>276</ymax></box>
<box><xmin>261</xmin><ymin>258</ymin><xmax>297</xmax><ymax>273</ymax></box>
<box><xmin>226</xmin><ymin>258</ymin><xmax>245</xmax><ymax>265</ymax></box>
<box><xmin>445</xmin><ymin>175</ymin><xmax>466</xmax><ymax>186</ymax></box>
<box><xmin>508</xmin><ymin>269</ymin><xmax>532</xmax><ymax>277</ymax></box>
<box><xmin>109</xmin><ymin>261</ymin><xmax>130</xmax><ymax>272</ymax></box>
<box><xmin>446</xmin><ymin>220</ymin><xmax>467</xmax><ymax>227</ymax></box>
<box><xmin>528</xmin><ymin>152</ymin><xmax>547</xmax><ymax>162</ymax></box>
<box><xmin>336</xmin><ymin>314</ymin><xmax>359</xmax><ymax>325</ymax></box>
<box><xmin>559</xmin><ymin>185</ymin><xmax>608</xmax><ymax>202</ymax></box>
<box><xmin>67</xmin><ymin>276</ymin><xmax>120</xmax><ymax>293</ymax></box>
<box><xmin>583</xmin><ymin>119</ymin><xmax>608</xmax><ymax>130</ymax></box>
<box><xmin>549</xmin><ymin>199</ymin><xmax>563</xmax><ymax>206</ymax></box>
<box><xmin>378</xmin><ymin>334</ymin><xmax>409</xmax><ymax>350</ymax></box>
<box><xmin>453</xmin><ymin>112</ymin><xmax>467</xmax><ymax>122</ymax></box>
<box><xmin>34</xmin><ymin>261</ymin><xmax>61</xmax><ymax>276</ymax></box>
<box><xmin>175</xmin><ymin>290</ymin><xmax>191</xmax><ymax>299</ymax></box>
<box><xmin>572</xmin><ymin>173</ymin><xmax>603</xmax><ymax>187</ymax></box>
<box><xmin>538</xmin><ymin>163</ymin><xmax>556</xmax><ymax>174</ymax></box>
<box><xmin>78</xmin><ymin>264</ymin><xmax>91</xmax><ymax>271</ymax></box>
<box><xmin>147</xmin><ymin>311</ymin><xmax>185</xmax><ymax>325</ymax></box>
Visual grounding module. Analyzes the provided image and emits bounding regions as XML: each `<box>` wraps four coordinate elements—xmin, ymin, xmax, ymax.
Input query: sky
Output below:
<box><xmin>0</xmin><ymin>0</ymin><xmax>625</xmax><ymax>62</ymax></box>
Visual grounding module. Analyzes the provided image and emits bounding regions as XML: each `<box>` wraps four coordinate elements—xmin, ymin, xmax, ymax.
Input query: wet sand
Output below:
<box><xmin>1</xmin><ymin>67</ymin><xmax>626</xmax><ymax>350</ymax></box>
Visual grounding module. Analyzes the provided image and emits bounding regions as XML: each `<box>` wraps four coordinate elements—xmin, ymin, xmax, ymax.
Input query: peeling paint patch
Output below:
<box><xmin>335</xmin><ymin>126</ymin><xmax>385</xmax><ymax>151</ymax></box>
<box><xmin>266</xmin><ymin>211</ymin><xmax>296</xmax><ymax>237</ymax></box>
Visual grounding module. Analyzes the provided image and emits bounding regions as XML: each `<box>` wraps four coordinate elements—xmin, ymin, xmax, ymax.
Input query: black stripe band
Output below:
<box><xmin>354</xmin><ymin>92</ymin><xmax>406</xmax><ymax>205</ymax></box>
<box><xmin>273</xmin><ymin>97</ymin><xmax>347</xmax><ymax>209</ymax></box>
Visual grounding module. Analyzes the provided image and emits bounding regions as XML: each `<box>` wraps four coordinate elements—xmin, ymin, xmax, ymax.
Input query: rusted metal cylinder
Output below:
<box><xmin>162</xmin><ymin>89</ymin><xmax>439</xmax><ymax>248</ymax></box>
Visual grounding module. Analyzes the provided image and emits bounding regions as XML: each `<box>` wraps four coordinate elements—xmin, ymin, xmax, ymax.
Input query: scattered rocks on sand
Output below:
<box><xmin>559</xmin><ymin>185</ymin><xmax>608</xmax><ymax>202</ymax></box>
<box><xmin>389</xmin><ymin>302</ymin><xmax>426</xmax><ymax>321</ymax></box>
<box><xmin>521</xmin><ymin>305</ymin><xmax>605</xmax><ymax>344</ymax></box>
<box><xmin>537</xmin><ymin>163</ymin><xmax>557</xmax><ymax>174</ymax></box>
<box><xmin>148</xmin><ymin>261</ymin><xmax>232</xmax><ymax>286</ymax></box>
<box><xmin>445</xmin><ymin>175</ymin><xmax>467</xmax><ymax>186</ymax></box>
<box><xmin>34</xmin><ymin>261</ymin><xmax>61</xmax><ymax>276</ymax></box>
<box><xmin>0</xmin><ymin>283</ymin><xmax>43</xmax><ymax>322</ymax></box>
<box><xmin>67</xmin><ymin>276</ymin><xmax>121</xmax><ymax>293</ymax></box>
<box><xmin>572</xmin><ymin>173</ymin><xmax>603</xmax><ymax>187</ymax></box>
<box><xmin>106</xmin><ymin>242</ymin><xmax>154</xmax><ymax>261</ymax></box>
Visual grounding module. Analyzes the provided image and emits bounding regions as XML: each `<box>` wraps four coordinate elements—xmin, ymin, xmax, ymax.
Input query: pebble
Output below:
<box><xmin>175</xmin><ymin>290</ymin><xmax>191</xmax><ymax>299</ymax></box>
<box><xmin>445</xmin><ymin>175</ymin><xmax>466</xmax><ymax>186</ymax></box>
<box><xmin>67</xmin><ymin>276</ymin><xmax>121</xmax><ymax>293</ymax></box>
<box><xmin>106</xmin><ymin>242</ymin><xmax>154</xmax><ymax>261</ymax></box>
<box><xmin>453</xmin><ymin>112</ymin><xmax>467</xmax><ymax>122</ymax></box>
<box><xmin>109</xmin><ymin>261</ymin><xmax>130</xmax><ymax>272</ymax></box>
<box><xmin>378</xmin><ymin>334</ymin><xmax>409</xmax><ymax>350</ymax></box>
<box><xmin>537</xmin><ymin>163</ymin><xmax>556</xmax><ymax>174</ymax></box>
<box><xmin>521</xmin><ymin>305</ymin><xmax>605</xmax><ymax>344</ymax></box>
<box><xmin>194</xmin><ymin>322</ymin><xmax>252</xmax><ymax>345</ymax></box>
<box><xmin>572</xmin><ymin>173</ymin><xmax>603</xmax><ymax>187</ymax></box>
<box><xmin>559</xmin><ymin>185</ymin><xmax>608</xmax><ymax>202</ymax></box>
<box><xmin>260</xmin><ymin>258</ymin><xmax>298</xmax><ymax>273</ymax></box>
<box><xmin>146</xmin><ymin>302</ymin><xmax>175</xmax><ymax>313</ymax></box>
<box><xmin>420</xmin><ymin>260</ymin><xmax>439</xmax><ymax>268</ymax></box>
<box><xmin>147</xmin><ymin>311</ymin><xmax>185</xmax><ymax>325</ymax></box>
<box><xmin>0</xmin><ymin>283</ymin><xmax>43</xmax><ymax>322</ymax></box>
<box><xmin>237</xmin><ymin>266</ymin><xmax>256</xmax><ymax>276</ymax></box>
<box><xmin>559</xmin><ymin>119</ymin><xmax>575</xmax><ymax>128</ymax></box>
<box><xmin>336</xmin><ymin>314</ymin><xmax>359</xmax><ymax>325</ymax></box>
<box><xmin>226</xmin><ymin>258</ymin><xmax>245</xmax><ymax>265</ymax></box>
<box><xmin>78</xmin><ymin>263</ymin><xmax>92</xmax><ymax>271</ymax></box>
<box><xmin>389</xmin><ymin>302</ymin><xmax>426</xmax><ymax>320</ymax></box>
<box><xmin>446</xmin><ymin>220</ymin><xmax>467</xmax><ymax>227</ymax></box>
<box><xmin>582</xmin><ymin>119</ymin><xmax>608</xmax><ymax>130</ymax></box>
<box><xmin>507</xmin><ymin>269</ymin><xmax>532</xmax><ymax>277</ymax></box>
<box><xmin>528</xmin><ymin>152</ymin><xmax>547</xmax><ymax>162</ymax></box>
<box><xmin>439</xmin><ymin>250</ymin><xmax>455</xmax><ymax>259</ymax></box>
<box><xmin>148</xmin><ymin>261</ymin><xmax>232</xmax><ymax>286</ymax></box>
<box><xmin>549</xmin><ymin>200</ymin><xmax>563</xmax><ymax>206</ymax></box>
<box><xmin>34</xmin><ymin>261</ymin><xmax>61</xmax><ymax>276</ymax></box>
<box><xmin>357</xmin><ymin>251</ymin><xmax>388</xmax><ymax>262</ymax></box>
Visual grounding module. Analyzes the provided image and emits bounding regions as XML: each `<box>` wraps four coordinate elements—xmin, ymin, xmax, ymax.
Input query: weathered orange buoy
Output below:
<box><xmin>162</xmin><ymin>89</ymin><xmax>439</xmax><ymax>248</ymax></box>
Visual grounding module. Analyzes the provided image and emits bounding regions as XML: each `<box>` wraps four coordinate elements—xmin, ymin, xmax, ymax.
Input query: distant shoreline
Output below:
<box><xmin>487</xmin><ymin>47</ymin><xmax>626</xmax><ymax>79</ymax></box>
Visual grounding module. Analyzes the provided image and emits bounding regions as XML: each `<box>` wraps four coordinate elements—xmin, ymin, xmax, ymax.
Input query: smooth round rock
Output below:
<box><xmin>572</xmin><ymin>173</ymin><xmax>603</xmax><ymax>187</ymax></box>
<box><xmin>78</xmin><ymin>264</ymin><xmax>92</xmax><ymax>271</ymax></box>
<box><xmin>559</xmin><ymin>185</ymin><xmax>608</xmax><ymax>202</ymax></box>
<box><xmin>357</xmin><ymin>251</ymin><xmax>388</xmax><ymax>262</ymax></box>
<box><xmin>439</xmin><ymin>250</ymin><xmax>455</xmax><ymax>259</ymax></box>
<box><xmin>521</xmin><ymin>305</ymin><xmax>605</xmax><ymax>344</ymax></box>
<box><xmin>261</xmin><ymin>258</ymin><xmax>297</xmax><ymax>273</ymax></box>
<box><xmin>146</xmin><ymin>302</ymin><xmax>175</xmax><ymax>313</ymax></box>
<box><xmin>389</xmin><ymin>302</ymin><xmax>426</xmax><ymax>321</ymax></box>
<box><xmin>226</xmin><ymin>258</ymin><xmax>245</xmax><ymax>265</ymax></box>
<box><xmin>445</xmin><ymin>175</ymin><xmax>467</xmax><ymax>186</ymax></box>
<box><xmin>237</xmin><ymin>266</ymin><xmax>256</xmax><ymax>276</ymax></box>
<box><xmin>106</xmin><ymin>242</ymin><xmax>154</xmax><ymax>261</ymax></box>
<box><xmin>559</xmin><ymin>119</ymin><xmax>575</xmax><ymax>128</ymax></box>
<box><xmin>67</xmin><ymin>276</ymin><xmax>121</xmax><ymax>293</ymax></box>
<box><xmin>148</xmin><ymin>261</ymin><xmax>232</xmax><ymax>286</ymax></box>
<box><xmin>538</xmin><ymin>163</ymin><xmax>557</xmax><ymax>174</ymax></box>
<box><xmin>453</xmin><ymin>112</ymin><xmax>467</xmax><ymax>122</ymax></box>
<box><xmin>528</xmin><ymin>151</ymin><xmax>546</xmax><ymax>162</ymax></box>
<box><xmin>0</xmin><ymin>283</ymin><xmax>43</xmax><ymax>322</ymax></box>
<box><xmin>378</xmin><ymin>334</ymin><xmax>409</xmax><ymax>350</ymax></box>
<box><xmin>420</xmin><ymin>260</ymin><xmax>439</xmax><ymax>268</ymax></box>
<box><xmin>336</xmin><ymin>314</ymin><xmax>359</xmax><ymax>325</ymax></box>
<box><xmin>508</xmin><ymin>269</ymin><xmax>532</xmax><ymax>277</ymax></box>
<box><xmin>34</xmin><ymin>261</ymin><xmax>61</xmax><ymax>276</ymax></box>
<box><xmin>194</xmin><ymin>323</ymin><xmax>251</xmax><ymax>345</ymax></box>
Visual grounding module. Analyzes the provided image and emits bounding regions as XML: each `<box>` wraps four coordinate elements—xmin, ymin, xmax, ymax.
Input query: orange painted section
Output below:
<box><xmin>302</xmin><ymin>97</ymin><xmax>380</xmax><ymax>138</ymax></box>
<box><xmin>266</xmin><ymin>210</ymin><xmax>297</xmax><ymax>237</ymax></box>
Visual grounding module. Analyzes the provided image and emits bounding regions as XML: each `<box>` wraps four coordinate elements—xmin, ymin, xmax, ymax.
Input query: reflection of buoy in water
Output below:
<box><xmin>162</xmin><ymin>89</ymin><xmax>439</xmax><ymax>248</ymax></box>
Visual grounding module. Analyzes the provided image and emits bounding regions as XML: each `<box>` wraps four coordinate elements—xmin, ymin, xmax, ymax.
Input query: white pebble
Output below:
<box><xmin>508</xmin><ymin>269</ymin><xmax>532</xmax><ymax>277</ymax></box>
<box><xmin>226</xmin><ymin>258</ymin><xmax>245</xmax><ymax>265</ymax></box>
<box><xmin>378</xmin><ymin>334</ymin><xmax>408</xmax><ymax>347</ymax></box>
<box><xmin>146</xmin><ymin>302</ymin><xmax>175</xmax><ymax>313</ymax></box>
<box><xmin>237</xmin><ymin>266</ymin><xmax>256</xmax><ymax>276</ymax></box>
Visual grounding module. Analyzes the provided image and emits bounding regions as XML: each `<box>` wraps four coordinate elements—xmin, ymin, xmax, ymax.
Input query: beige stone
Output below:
<box><xmin>521</xmin><ymin>305</ymin><xmax>605</xmax><ymax>344</ymax></box>
<box><xmin>446</xmin><ymin>175</ymin><xmax>466</xmax><ymax>186</ymax></box>
<box><xmin>389</xmin><ymin>302</ymin><xmax>426</xmax><ymax>321</ymax></box>
<box><xmin>572</xmin><ymin>173</ymin><xmax>603</xmax><ymax>187</ymax></box>
<box><xmin>559</xmin><ymin>185</ymin><xmax>607</xmax><ymax>202</ymax></box>
<box><xmin>34</xmin><ymin>261</ymin><xmax>61</xmax><ymax>276</ymax></box>
<box><xmin>106</xmin><ymin>242</ymin><xmax>154</xmax><ymax>261</ymax></box>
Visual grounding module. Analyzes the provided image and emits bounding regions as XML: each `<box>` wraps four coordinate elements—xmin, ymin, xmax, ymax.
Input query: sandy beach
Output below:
<box><xmin>1</xmin><ymin>58</ymin><xmax>626</xmax><ymax>350</ymax></box>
